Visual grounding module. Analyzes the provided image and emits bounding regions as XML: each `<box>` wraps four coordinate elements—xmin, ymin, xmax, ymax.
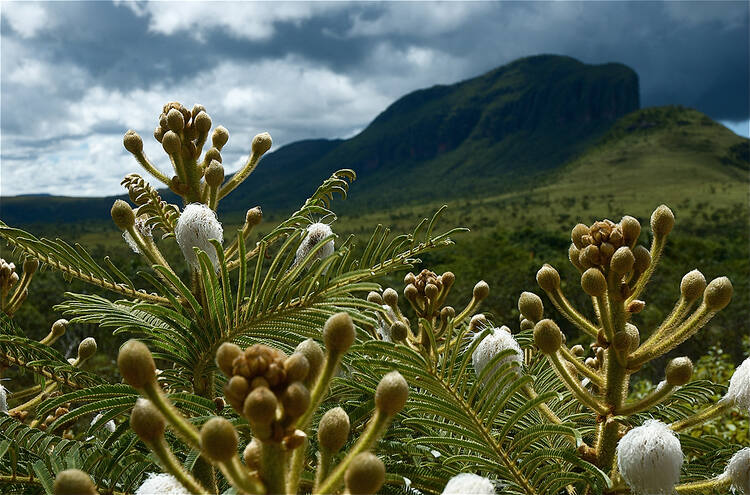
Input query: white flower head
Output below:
<box><xmin>92</xmin><ymin>412</ymin><xmax>116</xmax><ymax>433</ymax></box>
<box><xmin>441</xmin><ymin>473</ymin><xmax>496</xmax><ymax>495</ymax></box>
<box><xmin>122</xmin><ymin>217</ymin><xmax>153</xmax><ymax>254</ymax></box>
<box><xmin>175</xmin><ymin>204</ymin><xmax>223</xmax><ymax>271</ymax></box>
<box><xmin>0</xmin><ymin>383</ymin><xmax>7</xmax><ymax>413</ymax></box>
<box><xmin>617</xmin><ymin>419</ymin><xmax>683</xmax><ymax>495</ymax></box>
<box><xmin>135</xmin><ymin>473</ymin><xmax>191</xmax><ymax>495</ymax></box>
<box><xmin>294</xmin><ymin>222</ymin><xmax>334</xmax><ymax>269</ymax></box>
<box><xmin>725</xmin><ymin>357</ymin><xmax>750</xmax><ymax>413</ymax></box>
<box><xmin>376</xmin><ymin>304</ymin><xmax>399</xmax><ymax>342</ymax></box>
<box><xmin>471</xmin><ymin>326</ymin><xmax>523</xmax><ymax>383</ymax></box>
<box><xmin>725</xmin><ymin>447</ymin><xmax>750</xmax><ymax>494</ymax></box>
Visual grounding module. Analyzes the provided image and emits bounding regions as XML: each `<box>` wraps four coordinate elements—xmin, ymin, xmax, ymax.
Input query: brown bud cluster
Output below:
<box><xmin>403</xmin><ymin>269</ymin><xmax>457</xmax><ymax>320</ymax></box>
<box><xmin>219</xmin><ymin>343</ymin><xmax>311</xmax><ymax>444</ymax></box>
<box><xmin>0</xmin><ymin>259</ymin><xmax>19</xmax><ymax>295</ymax></box>
<box><xmin>151</xmin><ymin>101</ymin><xmax>214</xmax><ymax>163</ymax></box>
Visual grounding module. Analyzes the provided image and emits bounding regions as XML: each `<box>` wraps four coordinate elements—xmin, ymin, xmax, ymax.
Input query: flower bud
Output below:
<box><xmin>725</xmin><ymin>447</ymin><xmax>750</xmax><ymax>494</ymax></box>
<box><xmin>216</xmin><ymin>342</ymin><xmax>242</xmax><ymax>377</ymax></box>
<box><xmin>166</xmin><ymin>108</ymin><xmax>185</xmax><ymax>132</ymax></box>
<box><xmin>375</xmin><ymin>371</ymin><xmax>408</xmax><ymax>415</ymax></box>
<box><xmin>617</xmin><ymin>420</ymin><xmax>682</xmax><ymax>495</ymax></box>
<box><xmin>323</xmin><ymin>312</ymin><xmax>355</xmax><ymax>353</ymax></box>
<box><xmin>23</xmin><ymin>258</ymin><xmax>39</xmax><ymax>275</ymax></box>
<box><xmin>703</xmin><ymin>276</ymin><xmax>733</xmax><ymax>310</ymax></box>
<box><xmin>284</xmin><ymin>353</ymin><xmax>310</xmax><ymax>383</ymax></box>
<box><xmin>610</xmin><ymin>247</ymin><xmax>634</xmax><ymax>274</ymax></box>
<box><xmin>118</xmin><ymin>340</ymin><xmax>156</xmax><ymax>389</ymax></box>
<box><xmin>620</xmin><ymin>216</ymin><xmax>641</xmax><ymax>246</ymax></box>
<box><xmin>680</xmin><ymin>269</ymin><xmax>706</xmax><ymax>301</ymax></box>
<box><xmin>153</xmin><ymin>126</ymin><xmax>164</xmax><ymax>143</ymax></box>
<box><xmin>612</xmin><ymin>331</ymin><xmax>631</xmax><ymax>352</ymax></box>
<box><xmin>243</xmin><ymin>386</ymin><xmax>277</xmax><ymax>424</ymax></box>
<box><xmin>281</xmin><ymin>382</ymin><xmax>310</xmax><ymax>419</ymax></box>
<box><xmin>251</xmin><ymin>132</ymin><xmax>272</xmax><ymax>156</ymax></box>
<box><xmin>571</xmin><ymin>223</ymin><xmax>590</xmax><ymax>249</ymax></box>
<box><xmin>404</xmin><ymin>284</ymin><xmax>418</xmax><ymax>301</ymax></box>
<box><xmin>123</xmin><ymin>130</ymin><xmax>143</xmax><ymax>154</ymax></box>
<box><xmin>625</xmin><ymin>323</ymin><xmax>640</xmax><ymax>351</ymax></box>
<box><xmin>51</xmin><ymin>319</ymin><xmax>68</xmax><ymax>337</ymax></box>
<box><xmin>425</xmin><ymin>283</ymin><xmax>439</xmax><ymax>300</ymax></box>
<box><xmin>632</xmin><ymin>245</ymin><xmax>651</xmax><ymax>273</ymax></box>
<box><xmin>318</xmin><ymin>406</ymin><xmax>350</xmax><ymax>452</ymax></box>
<box><xmin>665</xmin><ymin>357</ymin><xmax>693</xmax><ymax>386</ymax></box>
<box><xmin>204</xmin><ymin>146</ymin><xmax>222</xmax><ymax>164</ymax></box>
<box><xmin>200</xmin><ymin>417</ymin><xmax>238</xmax><ymax>462</ymax></box>
<box><xmin>243</xmin><ymin>438</ymin><xmax>262</xmax><ymax>470</ymax></box>
<box><xmin>130</xmin><ymin>398</ymin><xmax>165</xmax><ymax>443</ymax></box>
<box><xmin>581</xmin><ymin>268</ymin><xmax>607</xmax><ymax>297</ymax></box>
<box><xmin>204</xmin><ymin>160</ymin><xmax>224</xmax><ymax>187</ymax></box>
<box><xmin>473</xmin><ymin>280</ymin><xmax>489</xmax><ymax>300</ymax></box>
<box><xmin>571</xmin><ymin>344</ymin><xmax>584</xmax><ymax>356</ymax></box>
<box><xmin>77</xmin><ymin>337</ymin><xmax>97</xmax><ymax>361</ymax></box>
<box><xmin>53</xmin><ymin>469</ymin><xmax>98</xmax><ymax>495</ymax></box>
<box><xmin>194</xmin><ymin>112</ymin><xmax>211</xmax><ymax>134</ymax></box>
<box><xmin>161</xmin><ymin>130</ymin><xmax>181</xmax><ymax>154</ymax></box>
<box><xmin>518</xmin><ymin>292</ymin><xmax>543</xmax><ymax>323</ymax></box>
<box><xmin>383</xmin><ymin>288</ymin><xmax>398</xmax><ymax>307</ymax></box>
<box><xmin>569</xmin><ymin>244</ymin><xmax>583</xmax><ymax>271</ymax></box>
<box><xmin>345</xmin><ymin>452</ymin><xmax>385</xmax><ymax>495</ymax></box>
<box><xmin>441</xmin><ymin>271</ymin><xmax>455</xmax><ymax>289</ymax></box>
<box><xmin>212</xmin><ymin>126</ymin><xmax>229</xmax><ymax>149</ymax></box>
<box><xmin>111</xmin><ymin>200</ymin><xmax>135</xmax><ymax>230</ymax></box>
<box><xmin>650</xmin><ymin>204</ymin><xmax>675</xmax><ymax>238</ymax></box>
<box><xmin>245</xmin><ymin>206</ymin><xmax>262</xmax><ymax>227</ymax></box>
<box><xmin>536</xmin><ymin>264</ymin><xmax>560</xmax><ymax>292</ymax></box>
<box><xmin>390</xmin><ymin>321</ymin><xmax>408</xmax><ymax>342</ymax></box>
<box><xmin>533</xmin><ymin>319</ymin><xmax>562</xmax><ymax>354</ymax></box>
<box><xmin>295</xmin><ymin>339</ymin><xmax>323</xmax><ymax>386</ymax></box>
<box><xmin>627</xmin><ymin>300</ymin><xmax>645</xmax><ymax>313</ymax></box>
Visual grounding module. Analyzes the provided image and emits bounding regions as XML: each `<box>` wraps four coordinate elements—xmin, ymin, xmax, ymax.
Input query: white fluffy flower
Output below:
<box><xmin>725</xmin><ymin>447</ymin><xmax>750</xmax><ymax>494</ymax></box>
<box><xmin>92</xmin><ymin>412</ymin><xmax>116</xmax><ymax>433</ymax></box>
<box><xmin>376</xmin><ymin>304</ymin><xmax>399</xmax><ymax>342</ymax></box>
<box><xmin>135</xmin><ymin>473</ymin><xmax>191</xmax><ymax>495</ymax></box>
<box><xmin>617</xmin><ymin>419</ymin><xmax>683</xmax><ymax>495</ymax></box>
<box><xmin>175</xmin><ymin>204</ymin><xmax>223</xmax><ymax>271</ymax></box>
<box><xmin>441</xmin><ymin>473</ymin><xmax>495</xmax><ymax>495</ymax></box>
<box><xmin>0</xmin><ymin>384</ymin><xmax>7</xmax><ymax>413</ymax></box>
<box><xmin>725</xmin><ymin>357</ymin><xmax>750</xmax><ymax>412</ymax></box>
<box><xmin>122</xmin><ymin>217</ymin><xmax>153</xmax><ymax>254</ymax></box>
<box><xmin>472</xmin><ymin>326</ymin><xmax>523</xmax><ymax>383</ymax></box>
<box><xmin>294</xmin><ymin>222</ymin><xmax>334</xmax><ymax>267</ymax></box>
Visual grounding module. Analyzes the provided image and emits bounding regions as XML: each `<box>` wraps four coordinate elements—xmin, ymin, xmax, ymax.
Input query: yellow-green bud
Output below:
<box><xmin>425</xmin><ymin>283</ymin><xmax>439</xmax><ymax>300</ymax></box>
<box><xmin>323</xmin><ymin>312</ymin><xmax>355</xmax><ymax>353</ymax></box>
<box><xmin>404</xmin><ymin>272</ymin><xmax>416</xmax><ymax>285</ymax></box>
<box><xmin>633</xmin><ymin>245</ymin><xmax>651</xmax><ymax>273</ymax></box>
<box><xmin>77</xmin><ymin>337</ymin><xmax>97</xmax><ymax>361</ymax></box>
<box><xmin>205</xmin><ymin>159</ymin><xmax>224</xmax><ymax>187</ymax></box>
<box><xmin>111</xmin><ymin>200</ymin><xmax>135</xmax><ymax>230</ymax></box>
<box><xmin>404</xmin><ymin>283</ymin><xmax>418</xmax><ymax>301</ymax></box>
<box><xmin>390</xmin><ymin>321</ymin><xmax>408</xmax><ymax>341</ymax></box>
<box><xmin>442</xmin><ymin>271</ymin><xmax>455</xmax><ymax>288</ymax></box>
<box><xmin>243</xmin><ymin>438</ymin><xmax>262</xmax><ymax>470</ymax></box>
<box><xmin>680</xmin><ymin>269</ymin><xmax>707</xmax><ymax>301</ymax></box>
<box><xmin>216</xmin><ymin>342</ymin><xmax>242</xmax><ymax>377</ymax></box>
<box><xmin>243</xmin><ymin>386</ymin><xmax>277</xmax><ymax>424</ymax></box>
<box><xmin>367</xmin><ymin>291</ymin><xmax>383</xmax><ymax>305</ymax></box>
<box><xmin>161</xmin><ymin>130</ymin><xmax>181</xmax><ymax>154</ymax></box>
<box><xmin>571</xmin><ymin>223</ymin><xmax>590</xmax><ymax>249</ymax></box>
<box><xmin>117</xmin><ymin>340</ymin><xmax>156</xmax><ymax>389</ymax></box>
<box><xmin>130</xmin><ymin>398</ymin><xmax>165</xmax><ymax>443</ymax></box>
<box><xmin>53</xmin><ymin>469</ymin><xmax>98</xmax><ymax>495</ymax></box>
<box><xmin>580</xmin><ymin>245</ymin><xmax>601</xmax><ymax>267</ymax></box>
<box><xmin>194</xmin><ymin>111</ymin><xmax>212</xmax><ymax>134</ymax></box>
<box><xmin>571</xmin><ymin>344</ymin><xmax>584</xmax><ymax>356</ymax></box>
<box><xmin>200</xmin><ymin>417</ymin><xmax>238</xmax><ymax>462</ymax></box>
<box><xmin>51</xmin><ymin>319</ymin><xmax>68</xmax><ymax>337</ymax></box>
<box><xmin>166</xmin><ymin>108</ymin><xmax>185</xmax><ymax>132</ymax></box>
<box><xmin>610</xmin><ymin>246</ymin><xmax>635</xmax><ymax>274</ymax></box>
<box><xmin>318</xmin><ymin>406</ymin><xmax>350</xmax><ymax>452</ymax></box>
<box><xmin>284</xmin><ymin>353</ymin><xmax>310</xmax><ymax>383</ymax></box>
<box><xmin>295</xmin><ymin>338</ymin><xmax>323</xmax><ymax>386</ymax></box>
<box><xmin>518</xmin><ymin>291</ymin><xmax>543</xmax><ymax>323</ymax></box>
<box><xmin>204</xmin><ymin>146</ymin><xmax>222</xmax><ymax>164</ymax></box>
<box><xmin>251</xmin><ymin>132</ymin><xmax>272</xmax><ymax>156</ymax></box>
<box><xmin>123</xmin><ymin>130</ymin><xmax>143</xmax><ymax>154</ymax></box>
<box><xmin>154</xmin><ymin>126</ymin><xmax>165</xmax><ymax>143</ymax></box>
<box><xmin>620</xmin><ymin>215</ymin><xmax>641</xmax><ymax>245</ymax></box>
<box><xmin>212</xmin><ymin>126</ymin><xmax>229</xmax><ymax>149</ymax></box>
<box><xmin>345</xmin><ymin>453</ymin><xmax>385</xmax><ymax>495</ymax></box>
<box><xmin>23</xmin><ymin>258</ymin><xmax>39</xmax><ymax>274</ymax></box>
<box><xmin>703</xmin><ymin>276</ymin><xmax>733</xmax><ymax>310</ymax></box>
<box><xmin>383</xmin><ymin>288</ymin><xmax>398</xmax><ymax>307</ymax></box>
<box><xmin>666</xmin><ymin>357</ymin><xmax>693</xmax><ymax>386</ymax></box>
<box><xmin>533</xmin><ymin>319</ymin><xmax>562</xmax><ymax>354</ymax></box>
<box><xmin>473</xmin><ymin>280</ymin><xmax>489</xmax><ymax>300</ymax></box>
<box><xmin>625</xmin><ymin>323</ymin><xmax>640</xmax><ymax>351</ymax></box>
<box><xmin>650</xmin><ymin>204</ymin><xmax>675</xmax><ymax>238</ymax></box>
<box><xmin>612</xmin><ymin>331</ymin><xmax>631</xmax><ymax>352</ymax></box>
<box><xmin>536</xmin><ymin>264</ymin><xmax>560</xmax><ymax>292</ymax></box>
<box><xmin>245</xmin><ymin>206</ymin><xmax>262</xmax><ymax>227</ymax></box>
<box><xmin>569</xmin><ymin>244</ymin><xmax>583</xmax><ymax>271</ymax></box>
<box><xmin>581</xmin><ymin>268</ymin><xmax>607</xmax><ymax>297</ymax></box>
<box><xmin>375</xmin><ymin>371</ymin><xmax>408</xmax><ymax>415</ymax></box>
<box><xmin>520</xmin><ymin>319</ymin><xmax>534</xmax><ymax>331</ymax></box>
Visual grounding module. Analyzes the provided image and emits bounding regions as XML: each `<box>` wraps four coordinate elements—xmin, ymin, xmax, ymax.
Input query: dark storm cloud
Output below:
<box><xmin>1</xmin><ymin>1</ymin><xmax>747</xmax><ymax>196</ymax></box>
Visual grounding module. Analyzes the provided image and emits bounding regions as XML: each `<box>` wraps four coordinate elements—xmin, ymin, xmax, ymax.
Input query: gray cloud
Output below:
<box><xmin>1</xmin><ymin>1</ymin><xmax>747</xmax><ymax>197</ymax></box>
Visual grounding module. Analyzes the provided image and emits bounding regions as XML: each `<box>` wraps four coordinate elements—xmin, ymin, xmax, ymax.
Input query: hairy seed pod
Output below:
<box><xmin>536</xmin><ymin>264</ymin><xmax>560</xmax><ymax>292</ymax></box>
<box><xmin>318</xmin><ymin>406</ymin><xmax>350</xmax><ymax>452</ymax></box>
<box><xmin>251</xmin><ymin>132</ymin><xmax>272</xmax><ymax>156</ymax></box>
<box><xmin>666</xmin><ymin>357</ymin><xmax>693</xmax><ymax>386</ymax></box>
<box><xmin>118</xmin><ymin>340</ymin><xmax>156</xmax><ymax>389</ymax></box>
<box><xmin>680</xmin><ymin>269</ymin><xmax>707</xmax><ymax>301</ymax></box>
<box><xmin>703</xmin><ymin>276</ymin><xmax>733</xmax><ymax>310</ymax></box>
<box><xmin>375</xmin><ymin>371</ymin><xmax>408</xmax><ymax>415</ymax></box>
<box><xmin>53</xmin><ymin>469</ymin><xmax>98</xmax><ymax>495</ymax></box>
<box><xmin>533</xmin><ymin>319</ymin><xmax>562</xmax><ymax>354</ymax></box>
<box><xmin>581</xmin><ymin>268</ymin><xmax>607</xmax><ymax>297</ymax></box>
<box><xmin>130</xmin><ymin>398</ymin><xmax>165</xmax><ymax>443</ymax></box>
<box><xmin>345</xmin><ymin>452</ymin><xmax>385</xmax><ymax>495</ymax></box>
<box><xmin>323</xmin><ymin>312</ymin><xmax>355</xmax><ymax>353</ymax></box>
<box><xmin>123</xmin><ymin>130</ymin><xmax>143</xmax><ymax>154</ymax></box>
<box><xmin>111</xmin><ymin>200</ymin><xmax>135</xmax><ymax>230</ymax></box>
<box><xmin>243</xmin><ymin>386</ymin><xmax>277</xmax><ymax>424</ymax></box>
<box><xmin>216</xmin><ymin>342</ymin><xmax>242</xmax><ymax>377</ymax></box>
<box><xmin>200</xmin><ymin>417</ymin><xmax>238</xmax><ymax>462</ymax></box>
<box><xmin>518</xmin><ymin>292</ymin><xmax>543</xmax><ymax>323</ymax></box>
<box><xmin>473</xmin><ymin>281</ymin><xmax>489</xmax><ymax>300</ymax></box>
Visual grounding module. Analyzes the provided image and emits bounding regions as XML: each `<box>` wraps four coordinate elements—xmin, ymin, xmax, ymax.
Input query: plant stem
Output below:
<box><xmin>675</xmin><ymin>475</ymin><xmax>731</xmax><ymax>493</ymax></box>
<box><xmin>149</xmin><ymin>437</ymin><xmax>208</xmax><ymax>495</ymax></box>
<box><xmin>617</xmin><ymin>381</ymin><xmax>675</xmax><ymax>415</ymax></box>
<box><xmin>261</xmin><ymin>442</ymin><xmax>286</xmax><ymax>495</ymax></box>
<box><xmin>549</xmin><ymin>352</ymin><xmax>608</xmax><ymax>415</ymax></box>
<box><xmin>670</xmin><ymin>400</ymin><xmax>733</xmax><ymax>432</ymax></box>
<box><xmin>143</xmin><ymin>382</ymin><xmax>201</xmax><ymax>449</ymax></box>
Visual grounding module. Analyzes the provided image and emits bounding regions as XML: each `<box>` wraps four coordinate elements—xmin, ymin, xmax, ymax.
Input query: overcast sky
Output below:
<box><xmin>1</xmin><ymin>1</ymin><xmax>748</xmax><ymax>197</ymax></box>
